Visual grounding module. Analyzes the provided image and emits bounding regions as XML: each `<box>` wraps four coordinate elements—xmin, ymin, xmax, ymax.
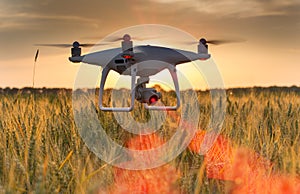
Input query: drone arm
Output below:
<box><xmin>70</xmin><ymin>48</ymin><xmax>123</xmax><ymax>67</ymax></box>
<box><xmin>172</xmin><ymin>49</ymin><xmax>211</xmax><ymax>65</ymax></box>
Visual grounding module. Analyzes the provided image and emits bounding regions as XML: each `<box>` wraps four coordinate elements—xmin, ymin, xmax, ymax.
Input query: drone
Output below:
<box><xmin>37</xmin><ymin>34</ymin><xmax>237</xmax><ymax>112</ymax></box>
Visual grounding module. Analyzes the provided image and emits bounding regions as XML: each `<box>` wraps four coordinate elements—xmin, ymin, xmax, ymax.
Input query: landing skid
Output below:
<box><xmin>98</xmin><ymin>64</ymin><xmax>180</xmax><ymax>112</ymax></box>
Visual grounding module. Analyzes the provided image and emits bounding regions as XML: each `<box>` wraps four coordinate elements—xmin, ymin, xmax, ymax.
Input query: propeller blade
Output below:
<box><xmin>206</xmin><ymin>39</ymin><xmax>245</xmax><ymax>45</ymax></box>
<box><xmin>79</xmin><ymin>43</ymin><xmax>109</xmax><ymax>47</ymax></box>
<box><xmin>84</xmin><ymin>35</ymin><xmax>126</xmax><ymax>42</ymax></box>
<box><xmin>181</xmin><ymin>38</ymin><xmax>245</xmax><ymax>45</ymax></box>
<box><xmin>106</xmin><ymin>36</ymin><xmax>124</xmax><ymax>42</ymax></box>
<box><xmin>85</xmin><ymin>34</ymin><xmax>162</xmax><ymax>42</ymax></box>
<box><xmin>181</xmin><ymin>40</ymin><xmax>199</xmax><ymax>45</ymax></box>
<box><xmin>132</xmin><ymin>35</ymin><xmax>162</xmax><ymax>41</ymax></box>
<box><xmin>34</xmin><ymin>44</ymin><xmax>73</xmax><ymax>48</ymax></box>
<box><xmin>34</xmin><ymin>43</ymin><xmax>108</xmax><ymax>48</ymax></box>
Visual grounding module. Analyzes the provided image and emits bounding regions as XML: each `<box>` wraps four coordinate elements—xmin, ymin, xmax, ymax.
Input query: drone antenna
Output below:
<box><xmin>32</xmin><ymin>49</ymin><xmax>39</xmax><ymax>88</ymax></box>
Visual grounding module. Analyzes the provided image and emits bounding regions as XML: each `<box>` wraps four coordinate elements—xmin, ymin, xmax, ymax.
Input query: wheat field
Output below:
<box><xmin>0</xmin><ymin>87</ymin><xmax>299</xmax><ymax>193</ymax></box>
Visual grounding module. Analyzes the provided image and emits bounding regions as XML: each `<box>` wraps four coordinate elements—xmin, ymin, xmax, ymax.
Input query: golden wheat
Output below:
<box><xmin>0</xmin><ymin>87</ymin><xmax>299</xmax><ymax>193</ymax></box>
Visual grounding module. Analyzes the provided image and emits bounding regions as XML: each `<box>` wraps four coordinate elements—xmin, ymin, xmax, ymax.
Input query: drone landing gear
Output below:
<box><xmin>99</xmin><ymin>65</ymin><xmax>180</xmax><ymax>112</ymax></box>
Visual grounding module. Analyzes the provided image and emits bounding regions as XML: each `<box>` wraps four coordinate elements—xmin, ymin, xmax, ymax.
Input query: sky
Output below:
<box><xmin>0</xmin><ymin>0</ymin><xmax>299</xmax><ymax>89</ymax></box>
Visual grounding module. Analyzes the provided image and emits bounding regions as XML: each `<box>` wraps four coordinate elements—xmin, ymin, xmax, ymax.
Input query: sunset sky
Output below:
<box><xmin>0</xmin><ymin>0</ymin><xmax>299</xmax><ymax>89</ymax></box>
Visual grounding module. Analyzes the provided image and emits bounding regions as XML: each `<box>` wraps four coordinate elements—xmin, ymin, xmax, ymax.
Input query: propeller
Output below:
<box><xmin>34</xmin><ymin>41</ymin><xmax>108</xmax><ymax>48</ymax></box>
<box><xmin>107</xmin><ymin>34</ymin><xmax>132</xmax><ymax>42</ymax></box>
<box><xmin>183</xmin><ymin>38</ymin><xmax>246</xmax><ymax>45</ymax></box>
<box><xmin>85</xmin><ymin>34</ymin><xmax>162</xmax><ymax>43</ymax></box>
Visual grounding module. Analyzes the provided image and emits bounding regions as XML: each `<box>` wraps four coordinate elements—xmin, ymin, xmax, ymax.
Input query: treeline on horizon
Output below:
<box><xmin>0</xmin><ymin>86</ymin><xmax>300</xmax><ymax>94</ymax></box>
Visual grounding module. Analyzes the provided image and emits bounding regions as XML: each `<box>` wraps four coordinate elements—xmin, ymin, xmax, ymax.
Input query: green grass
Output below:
<box><xmin>0</xmin><ymin>87</ymin><xmax>299</xmax><ymax>193</ymax></box>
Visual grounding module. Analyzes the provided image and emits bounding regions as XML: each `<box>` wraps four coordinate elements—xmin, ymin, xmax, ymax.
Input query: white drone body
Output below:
<box><xmin>67</xmin><ymin>34</ymin><xmax>211</xmax><ymax>112</ymax></box>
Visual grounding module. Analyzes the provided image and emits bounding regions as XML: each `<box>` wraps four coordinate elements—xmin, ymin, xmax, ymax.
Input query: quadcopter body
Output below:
<box><xmin>38</xmin><ymin>34</ymin><xmax>213</xmax><ymax>112</ymax></box>
<box><xmin>69</xmin><ymin>34</ymin><xmax>210</xmax><ymax>112</ymax></box>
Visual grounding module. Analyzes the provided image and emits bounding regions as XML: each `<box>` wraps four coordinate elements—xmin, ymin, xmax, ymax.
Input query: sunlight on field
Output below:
<box><xmin>0</xmin><ymin>87</ymin><xmax>299</xmax><ymax>193</ymax></box>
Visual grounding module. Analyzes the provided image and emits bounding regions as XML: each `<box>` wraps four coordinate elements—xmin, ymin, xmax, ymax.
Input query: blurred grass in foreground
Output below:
<box><xmin>0</xmin><ymin>87</ymin><xmax>299</xmax><ymax>193</ymax></box>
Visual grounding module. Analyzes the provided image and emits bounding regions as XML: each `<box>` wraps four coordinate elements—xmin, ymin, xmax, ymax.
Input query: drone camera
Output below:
<box><xmin>136</xmin><ymin>87</ymin><xmax>162</xmax><ymax>105</ymax></box>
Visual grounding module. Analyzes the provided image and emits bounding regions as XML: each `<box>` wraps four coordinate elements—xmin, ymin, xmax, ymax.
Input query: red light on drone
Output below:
<box><xmin>199</xmin><ymin>58</ymin><xmax>208</xmax><ymax>61</ymax></box>
<box><xmin>149</xmin><ymin>96</ymin><xmax>158</xmax><ymax>104</ymax></box>
<box><xmin>122</xmin><ymin>54</ymin><xmax>133</xmax><ymax>59</ymax></box>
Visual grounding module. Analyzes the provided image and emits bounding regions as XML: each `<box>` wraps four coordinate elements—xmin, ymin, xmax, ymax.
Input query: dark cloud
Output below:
<box><xmin>160</xmin><ymin>0</ymin><xmax>300</xmax><ymax>47</ymax></box>
<box><xmin>0</xmin><ymin>0</ymin><xmax>179</xmax><ymax>60</ymax></box>
<box><xmin>0</xmin><ymin>0</ymin><xmax>128</xmax><ymax>60</ymax></box>
<box><xmin>0</xmin><ymin>0</ymin><xmax>299</xmax><ymax>59</ymax></box>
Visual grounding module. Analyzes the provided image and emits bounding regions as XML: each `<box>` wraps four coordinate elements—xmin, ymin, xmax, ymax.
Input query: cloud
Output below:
<box><xmin>0</xmin><ymin>0</ymin><xmax>102</xmax><ymax>31</ymax></box>
<box><xmin>0</xmin><ymin>0</ymin><xmax>299</xmax><ymax>60</ymax></box>
<box><xmin>0</xmin><ymin>13</ymin><xmax>99</xmax><ymax>31</ymax></box>
<box><xmin>148</xmin><ymin>0</ymin><xmax>300</xmax><ymax>18</ymax></box>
